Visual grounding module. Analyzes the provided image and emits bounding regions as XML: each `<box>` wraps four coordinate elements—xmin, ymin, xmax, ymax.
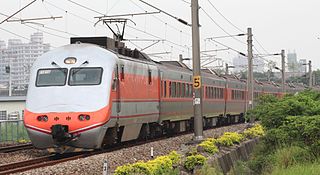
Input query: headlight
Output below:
<box><xmin>78</xmin><ymin>114</ymin><xmax>90</xmax><ymax>121</ymax></box>
<box><xmin>37</xmin><ymin>115</ymin><xmax>48</xmax><ymax>122</ymax></box>
<box><xmin>78</xmin><ymin>114</ymin><xmax>86</xmax><ymax>121</ymax></box>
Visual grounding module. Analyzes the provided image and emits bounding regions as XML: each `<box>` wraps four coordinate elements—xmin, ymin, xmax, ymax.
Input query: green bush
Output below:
<box><xmin>114</xmin><ymin>151</ymin><xmax>181</xmax><ymax>175</ymax></box>
<box><xmin>243</xmin><ymin>124</ymin><xmax>265</xmax><ymax>139</ymax></box>
<box><xmin>184</xmin><ymin>154</ymin><xmax>207</xmax><ymax>171</ymax></box>
<box><xmin>167</xmin><ymin>151</ymin><xmax>181</xmax><ymax>165</ymax></box>
<box><xmin>198</xmin><ymin>139</ymin><xmax>219</xmax><ymax>154</ymax></box>
<box><xmin>215</xmin><ymin>132</ymin><xmax>243</xmax><ymax>146</ymax></box>
<box><xmin>246</xmin><ymin>90</ymin><xmax>320</xmax><ymax>129</ymax></box>
<box><xmin>277</xmin><ymin>116</ymin><xmax>320</xmax><ymax>155</ymax></box>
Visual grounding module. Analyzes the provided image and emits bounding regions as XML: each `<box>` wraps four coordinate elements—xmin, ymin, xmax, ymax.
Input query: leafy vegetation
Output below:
<box><xmin>242</xmin><ymin>124</ymin><xmax>265</xmax><ymax>139</ymax></box>
<box><xmin>270</xmin><ymin>161</ymin><xmax>320</xmax><ymax>175</ymax></box>
<box><xmin>114</xmin><ymin>151</ymin><xmax>181</xmax><ymax>175</ymax></box>
<box><xmin>184</xmin><ymin>154</ymin><xmax>207</xmax><ymax>171</ymax></box>
<box><xmin>215</xmin><ymin>132</ymin><xmax>243</xmax><ymax>146</ymax></box>
<box><xmin>238</xmin><ymin>90</ymin><xmax>320</xmax><ymax>175</ymax></box>
<box><xmin>198</xmin><ymin>139</ymin><xmax>219</xmax><ymax>154</ymax></box>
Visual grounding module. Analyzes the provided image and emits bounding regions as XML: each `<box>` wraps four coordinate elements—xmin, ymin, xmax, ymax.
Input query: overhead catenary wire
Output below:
<box><xmin>204</xmin><ymin>0</ymin><xmax>278</xmax><ymax>67</ymax></box>
<box><xmin>0</xmin><ymin>27</ymin><xmax>30</xmax><ymax>40</ymax></box>
<box><xmin>128</xmin><ymin>0</ymin><xmax>191</xmax><ymax>37</ymax></box>
<box><xmin>126</xmin><ymin>24</ymin><xmax>190</xmax><ymax>51</ymax></box>
<box><xmin>207</xmin><ymin>39</ymin><xmax>246</xmax><ymax>56</ymax></box>
<box><xmin>66</xmin><ymin>0</ymin><xmax>104</xmax><ymax>16</ymax></box>
<box><xmin>0</xmin><ymin>0</ymin><xmax>37</xmax><ymax>24</ymax></box>
<box><xmin>0</xmin><ymin>12</ymin><xmax>78</xmax><ymax>38</ymax></box>
<box><xmin>137</xmin><ymin>0</ymin><xmax>191</xmax><ymax>26</ymax></box>
<box><xmin>200</xmin><ymin>7</ymin><xmax>246</xmax><ymax>45</ymax></box>
<box><xmin>58</xmin><ymin>0</ymin><xmax>190</xmax><ymax>54</ymax></box>
<box><xmin>206</xmin><ymin>0</ymin><xmax>245</xmax><ymax>33</ymax></box>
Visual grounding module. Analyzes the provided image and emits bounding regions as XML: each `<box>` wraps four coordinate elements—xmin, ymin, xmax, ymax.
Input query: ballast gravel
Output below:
<box><xmin>14</xmin><ymin>123</ymin><xmax>249</xmax><ymax>175</ymax></box>
<box><xmin>0</xmin><ymin>149</ymin><xmax>47</xmax><ymax>165</ymax></box>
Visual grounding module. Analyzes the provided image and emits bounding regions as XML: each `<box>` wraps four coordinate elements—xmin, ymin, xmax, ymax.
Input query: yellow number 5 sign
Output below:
<box><xmin>193</xmin><ymin>76</ymin><xmax>201</xmax><ymax>89</ymax></box>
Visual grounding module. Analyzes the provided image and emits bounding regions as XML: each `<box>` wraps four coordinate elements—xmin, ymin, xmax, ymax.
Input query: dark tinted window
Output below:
<box><xmin>69</xmin><ymin>67</ymin><xmax>103</xmax><ymax>86</ymax></box>
<box><xmin>36</xmin><ymin>68</ymin><xmax>67</xmax><ymax>87</ymax></box>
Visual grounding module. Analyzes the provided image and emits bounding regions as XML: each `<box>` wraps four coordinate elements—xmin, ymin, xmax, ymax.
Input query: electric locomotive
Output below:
<box><xmin>24</xmin><ymin>37</ymin><xmax>291</xmax><ymax>153</ymax></box>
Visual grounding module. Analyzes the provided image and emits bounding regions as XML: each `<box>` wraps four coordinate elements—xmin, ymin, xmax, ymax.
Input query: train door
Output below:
<box><xmin>159</xmin><ymin>70</ymin><xmax>163</xmax><ymax>116</ymax></box>
<box><xmin>112</xmin><ymin>64</ymin><xmax>121</xmax><ymax>116</ymax></box>
<box><xmin>224</xmin><ymin>79</ymin><xmax>228</xmax><ymax>117</ymax></box>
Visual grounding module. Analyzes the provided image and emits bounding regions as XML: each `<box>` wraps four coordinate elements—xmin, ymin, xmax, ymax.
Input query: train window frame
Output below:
<box><xmin>164</xmin><ymin>81</ymin><xmax>167</xmax><ymax>97</ymax></box>
<box><xmin>36</xmin><ymin>68</ymin><xmax>68</xmax><ymax>87</ymax></box>
<box><xmin>68</xmin><ymin>67</ymin><xmax>103</xmax><ymax>86</ymax></box>
<box><xmin>148</xmin><ymin>70</ymin><xmax>152</xmax><ymax>85</ymax></box>
<box><xmin>177</xmin><ymin>82</ymin><xmax>181</xmax><ymax>97</ymax></box>
<box><xmin>171</xmin><ymin>82</ymin><xmax>176</xmax><ymax>97</ymax></box>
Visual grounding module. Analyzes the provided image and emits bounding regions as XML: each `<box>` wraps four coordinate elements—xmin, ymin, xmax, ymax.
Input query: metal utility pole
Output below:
<box><xmin>281</xmin><ymin>50</ymin><xmax>286</xmax><ymax>93</ymax></box>
<box><xmin>5</xmin><ymin>63</ymin><xmax>12</xmax><ymax>96</ymax></box>
<box><xmin>226</xmin><ymin>63</ymin><xmax>229</xmax><ymax>75</ymax></box>
<box><xmin>191</xmin><ymin>0</ymin><xmax>203</xmax><ymax>141</ymax></box>
<box><xmin>308</xmin><ymin>60</ymin><xmax>312</xmax><ymax>88</ymax></box>
<box><xmin>247</xmin><ymin>28</ymin><xmax>254</xmax><ymax>111</ymax></box>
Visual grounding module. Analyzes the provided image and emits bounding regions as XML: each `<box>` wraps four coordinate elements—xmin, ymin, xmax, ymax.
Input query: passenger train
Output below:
<box><xmin>24</xmin><ymin>37</ymin><xmax>305</xmax><ymax>153</ymax></box>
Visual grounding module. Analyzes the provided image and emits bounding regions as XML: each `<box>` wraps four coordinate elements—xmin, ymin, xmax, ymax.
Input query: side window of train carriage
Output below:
<box><xmin>148</xmin><ymin>70</ymin><xmax>152</xmax><ymax>85</ymax></box>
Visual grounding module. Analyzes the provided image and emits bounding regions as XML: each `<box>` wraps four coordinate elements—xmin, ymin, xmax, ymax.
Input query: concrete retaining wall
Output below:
<box><xmin>212</xmin><ymin>138</ymin><xmax>260</xmax><ymax>174</ymax></box>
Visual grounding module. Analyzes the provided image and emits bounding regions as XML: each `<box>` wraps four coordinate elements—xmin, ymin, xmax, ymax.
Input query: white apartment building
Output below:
<box><xmin>232</xmin><ymin>54</ymin><xmax>265</xmax><ymax>73</ymax></box>
<box><xmin>0</xmin><ymin>33</ymin><xmax>50</xmax><ymax>96</ymax></box>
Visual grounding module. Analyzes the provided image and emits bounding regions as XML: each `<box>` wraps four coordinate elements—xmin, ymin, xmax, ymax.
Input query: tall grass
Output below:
<box><xmin>271</xmin><ymin>161</ymin><xmax>320</xmax><ymax>175</ymax></box>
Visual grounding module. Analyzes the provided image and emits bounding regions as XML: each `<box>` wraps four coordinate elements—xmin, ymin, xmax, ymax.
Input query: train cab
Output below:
<box><xmin>24</xmin><ymin>43</ymin><xmax>117</xmax><ymax>153</ymax></box>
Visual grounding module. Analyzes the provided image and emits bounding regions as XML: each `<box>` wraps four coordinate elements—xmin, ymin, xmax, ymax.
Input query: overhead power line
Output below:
<box><xmin>206</xmin><ymin>0</ymin><xmax>244</xmax><ymax>33</ymax></box>
<box><xmin>58</xmin><ymin>0</ymin><xmax>190</xmax><ymax>53</ymax></box>
<box><xmin>66</xmin><ymin>0</ymin><xmax>104</xmax><ymax>15</ymax></box>
<box><xmin>208</xmin><ymin>39</ymin><xmax>246</xmax><ymax>56</ymax></box>
<box><xmin>200</xmin><ymin>7</ymin><xmax>246</xmax><ymax>45</ymax></box>
<box><xmin>0</xmin><ymin>0</ymin><xmax>37</xmax><ymax>24</ymax></box>
<box><xmin>0</xmin><ymin>27</ymin><xmax>30</xmax><ymax>40</ymax></box>
<box><xmin>128</xmin><ymin>0</ymin><xmax>191</xmax><ymax>37</ymax></box>
<box><xmin>137</xmin><ymin>0</ymin><xmax>191</xmax><ymax>26</ymax></box>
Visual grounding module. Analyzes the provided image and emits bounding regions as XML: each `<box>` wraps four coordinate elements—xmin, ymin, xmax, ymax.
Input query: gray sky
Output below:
<box><xmin>1</xmin><ymin>0</ymin><xmax>320</xmax><ymax>71</ymax></box>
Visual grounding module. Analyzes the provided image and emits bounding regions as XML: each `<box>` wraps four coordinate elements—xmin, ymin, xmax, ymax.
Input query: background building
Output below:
<box><xmin>287</xmin><ymin>52</ymin><xmax>298</xmax><ymax>72</ymax></box>
<box><xmin>232</xmin><ymin>54</ymin><xmax>264</xmax><ymax>73</ymax></box>
<box><xmin>0</xmin><ymin>32</ymin><xmax>50</xmax><ymax>96</ymax></box>
<box><xmin>0</xmin><ymin>96</ymin><xmax>26</xmax><ymax>120</ymax></box>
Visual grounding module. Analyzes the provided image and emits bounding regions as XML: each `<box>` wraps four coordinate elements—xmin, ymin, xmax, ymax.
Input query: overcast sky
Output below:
<box><xmin>1</xmin><ymin>0</ymin><xmax>320</xmax><ymax>71</ymax></box>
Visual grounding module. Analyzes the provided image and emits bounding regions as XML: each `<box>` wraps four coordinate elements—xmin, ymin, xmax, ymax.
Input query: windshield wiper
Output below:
<box><xmin>72</xmin><ymin>61</ymin><xmax>89</xmax><ymax>75</ymax></box>
<box><xmin>51</xmin><ymin>62</ymin><xmax>67</xmax><ymax>74</ymax></box>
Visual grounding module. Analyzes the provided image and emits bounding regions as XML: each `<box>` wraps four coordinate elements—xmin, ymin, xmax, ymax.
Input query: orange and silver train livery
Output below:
<box><xmin>24</xmin><ymin>37</ymin><xmax>304</xmax><ymax>153</ymax></box>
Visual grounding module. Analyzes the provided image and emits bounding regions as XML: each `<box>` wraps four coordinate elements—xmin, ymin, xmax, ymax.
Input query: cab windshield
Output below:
<box><xmin>36</xmin><ymin>68</ymin><xmax>67</xmax><ymax>87</ymax></box>
<box><xmin>68</xmin><ymin>67</ymin><xmax>103</xmax><ymax>86</ymax></box>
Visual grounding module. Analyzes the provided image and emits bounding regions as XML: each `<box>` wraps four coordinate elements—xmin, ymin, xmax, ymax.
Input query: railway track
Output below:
<box><xmin>0</xmin><ymin>143</ymin><xmax>34</xmax><ymax>153</ymax></box>
<box><xmin>0</xmin><ymin>122</ymin><xmax>244</xmax><ymax>174</ymax></box>
<box><xmin>0</xmin><ymin>154</ymin><xmax>84</xmax><ymax>175</ymax></box>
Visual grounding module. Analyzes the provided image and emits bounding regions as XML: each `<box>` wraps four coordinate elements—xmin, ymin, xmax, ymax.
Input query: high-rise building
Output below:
<box><xmin>0</xmin><ymin>33</ymin><xmax>50</xmax><ymax>96</ymax></box>
<box><xmin>287</xmin><ymin>52</ymin><xmax>298</xmax><ymax>72</ymax></box>
<box><xmin>232</xmin><ymin>54</ymin><xmax>265</xmax><ymax>73</ymax></box>
<box><xmin>298</xmin><ymin>59</ymin><xmax>307</xmax><ymax>73</ymax></box>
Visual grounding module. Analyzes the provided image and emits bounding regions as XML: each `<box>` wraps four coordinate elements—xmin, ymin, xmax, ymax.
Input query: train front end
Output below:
<box><xmin>24</xmin><ymin>44</ymin><xmax>117</xmax><ymax>153</ymax></box>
